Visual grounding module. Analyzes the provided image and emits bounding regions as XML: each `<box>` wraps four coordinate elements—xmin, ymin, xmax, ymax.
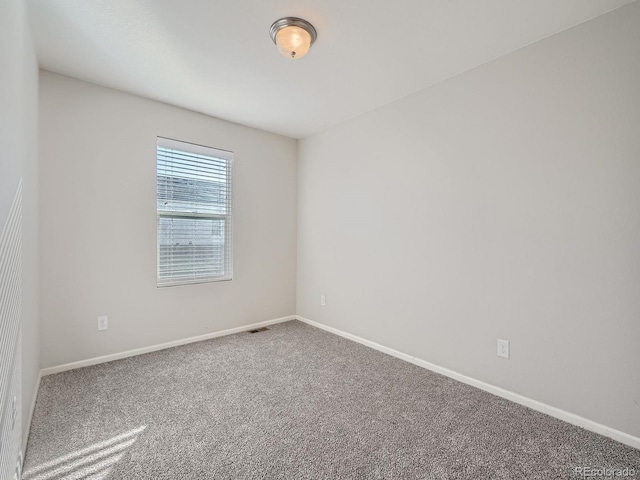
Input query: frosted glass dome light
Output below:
<box><xmin>270</xmin><ymin>17</ymin><xmax>317</xmax><ymax>60</ymax></box>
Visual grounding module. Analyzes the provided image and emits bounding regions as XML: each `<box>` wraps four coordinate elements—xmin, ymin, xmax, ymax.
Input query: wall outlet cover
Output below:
<box><xmin>497</xmin><ymin>339</ymin><xmax>510</xmax><ymax>359</ymax></box>
<box><xmin>98</xmin><ymin>315</ymin><xmax>108</xmax><ymax>331</ymax></box>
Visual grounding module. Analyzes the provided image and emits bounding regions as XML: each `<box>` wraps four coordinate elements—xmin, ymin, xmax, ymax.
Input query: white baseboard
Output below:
<box><xmin>296</xmin><ymin>315</ymin><xmax>640</xmax><ymax>451</ymax></box>
<box><xmin>22</xmin><ymin>370</ymin><xmax>42</xmax><ymax>465</ymax></box>
<box><xmin>40</xmin><ymin>315</ymin><xmax>296</xmax><ymax>377</ymax></box>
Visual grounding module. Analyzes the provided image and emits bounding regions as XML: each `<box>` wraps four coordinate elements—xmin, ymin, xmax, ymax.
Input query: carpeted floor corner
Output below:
<box><xmin>23</xmin><ymin>320</ymin><xmax>640</xmax><ymax>479</ymax></box>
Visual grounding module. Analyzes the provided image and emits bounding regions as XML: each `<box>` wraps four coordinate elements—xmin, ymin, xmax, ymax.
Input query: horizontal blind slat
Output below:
<box><xmin>157</xmin><ymin>139</ymin><xmax>233</xmax><ymax>286</ymax></box>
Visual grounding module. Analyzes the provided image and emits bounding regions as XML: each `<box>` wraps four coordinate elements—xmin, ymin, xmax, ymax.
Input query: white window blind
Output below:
<box><xmin>157</xmin><ymin>137</ymin><xmax>233</xmax><ymax>287</ymax></box>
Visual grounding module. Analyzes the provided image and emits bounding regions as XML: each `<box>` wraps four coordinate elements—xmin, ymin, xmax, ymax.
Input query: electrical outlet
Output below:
<box><xmin>497</xmin><ymin>339</ymin><xmax>510</xmax><ymax>359</ymax></box>
<box><xmin>98</xmin><ymin>315</ymin><xmax>108</xmax><ymax>331</ymax></box>
<box><xmin>320</xmin><ymin>294</ymin><xmax>326</xmax><ymax>306</ymax></box>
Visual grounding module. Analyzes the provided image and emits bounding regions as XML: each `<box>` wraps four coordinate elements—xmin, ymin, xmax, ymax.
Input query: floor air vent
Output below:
<box><xmin>248</xmin><ymin>327</ymin><xmax>270</xmax><ymax>334</ymax></box>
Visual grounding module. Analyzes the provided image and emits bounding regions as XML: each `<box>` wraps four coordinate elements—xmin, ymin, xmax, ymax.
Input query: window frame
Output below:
<box><xmin>156</xmin><ymin>136</ymin><xmax>234</xmax><ymax>287</ymax></box>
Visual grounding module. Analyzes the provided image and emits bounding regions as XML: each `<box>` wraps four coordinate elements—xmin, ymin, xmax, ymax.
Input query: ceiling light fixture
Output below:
<box><xmin>269</xmin><ymin>17</ymin><xmax>317</xmax><ymax>60</ymax></box>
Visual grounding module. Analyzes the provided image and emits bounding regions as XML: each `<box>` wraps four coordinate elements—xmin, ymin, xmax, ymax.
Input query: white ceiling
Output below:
<box><xmin>28</xmin><ymin>0</ymin><xmax>634</xmax><ymax>139</ymax></box>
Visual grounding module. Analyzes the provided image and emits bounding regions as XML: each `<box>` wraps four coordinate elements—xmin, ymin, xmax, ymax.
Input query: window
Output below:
<box><xmin>156</xmin><ymin>137</ymin><xmax>233</xmax><ymax>286</ymax></box>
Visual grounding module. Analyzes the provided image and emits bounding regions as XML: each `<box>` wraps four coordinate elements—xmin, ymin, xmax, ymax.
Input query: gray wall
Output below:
<box><xmin>21</xmin><ymin>57</ymin><xmax>39</xmax><ymax>456</ymax></box>
<box><xmin>39</xmin><ymin>71</ymin><xmax>298</xmax><ymax>368</ymax></box>
<box><xmin>297</xmin><ymin>3</ymin><xmax>640</xmax><ymax>437</ymax></box>
<box><xmin>0</xmin><ymin>0</ymin><xmax>39</xmax><ymax>461</ymax></box>
<box><xmin>21</xmin><ymin>22</ymin><xmax>40</xmax><ymax>458</ymax></box>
